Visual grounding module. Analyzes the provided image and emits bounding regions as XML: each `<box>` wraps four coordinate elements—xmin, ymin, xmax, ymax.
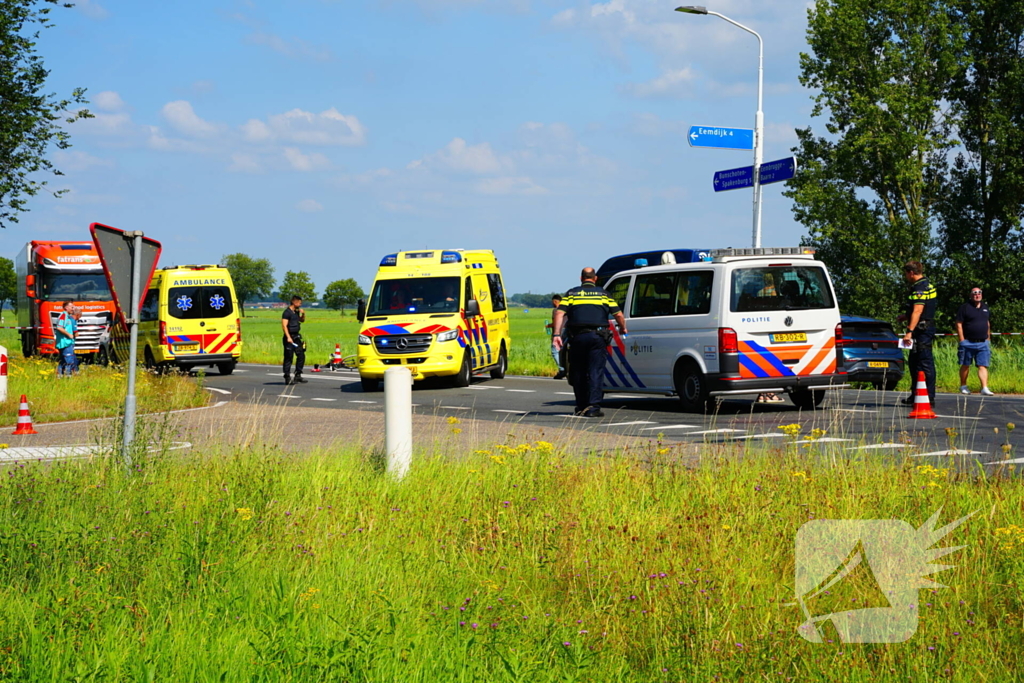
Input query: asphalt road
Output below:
<box><xmin>203</xmin><ymin>363</ymin><xmax>1024</xmax><ymax>468</ymax></box>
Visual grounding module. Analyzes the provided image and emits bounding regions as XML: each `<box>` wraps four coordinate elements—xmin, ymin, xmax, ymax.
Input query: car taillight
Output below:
<box><xmin>236</xmin><ymin>318</ymin><xmax>242</xmax><ymax>341</ymax></box>
<box><xmin>834</xmin><ymin>322</ymin><xmax>845</xmax><ymax>346</ymax></box>
<box><xmin>159</xmin><ymin>320</ymin><xmax>167</xmax><ymax>346</ymax></box>
<box><xmin>719</xmin><ymin>327</ymin><xmax>738</xmax><ymax>353</ymax></box>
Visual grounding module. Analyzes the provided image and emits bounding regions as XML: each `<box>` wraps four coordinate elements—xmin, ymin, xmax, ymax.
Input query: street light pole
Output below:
<box><xmin>676</xmin><ymin>6</ymin><xmax>765</xmax><ymax>248</ymax></box>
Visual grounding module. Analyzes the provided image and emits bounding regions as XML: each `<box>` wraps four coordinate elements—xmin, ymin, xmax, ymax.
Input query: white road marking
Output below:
<box><xmin>311</xmin><ymin>398</ymin><xmax>337</xmax><ymax>402</ymax></box>
<box><xmin>793</xmin><ymin>437</ymin><xmax>853</xmax><ymax>444</ymax></box>
<box><xmin>913</xmin><ymin>449</ymin><xmax>985</xmax><ymax>457</ymax></box>
<box><xmin>494</xmin><ymin>409</ymin><xmax>529</xmax><ymax>414</ymax></box>
<box><xmin>933</xmin><ymin>414</ymin><xmax>982</xmax><ymax>420</ymax></box>
<box><xmin>278</xmin><ymin>394</ymin><xmax>298</xmax><ymax>398</ymax></box>
<box><xmin>640</xmin><ymin>424</ymin><xmax>700</xmax><ymax>431</ymax></box>
<box><xmin>506</xmin><ymin>389</ymin><xmax>535</xmax><ymax>393</ymax></box>
<box><xmin>685</xmin><ymin>429</ymin><xmax>747</xmax><ymax>435</ymax></box>
<box><xmin>440</xmin><ymin>405</ymin><xmax>471</xmax><ymax>410</ymax></box>
<box><xmin>205</xmin><ymin>387</ymin><xmax>231</xmax><ymax>395</ymax></box>
<box><xmin>835</xmin><ymin>408</ymin><xmax>877</xmax><ymax>413</ymax></box>
<box><xmin>729</xmin><ymin>433</ymin><xmax>785</xmax><ymax>440</ymax></box>
<box><xmin>348</xmin><ymin>400</ymin><xmax>377</xmax><ymax>404</ymax></box>
<box><xmin>555</xmin><ymin>392</ymin><xmax>576</xmax><ymax>396</ymax></box>
<box><xmin>603</xmin><ymin>421</ymin><xmax>657</xmax><ymax>427</ymax></box>
<box><xmin>848</xmin><ymin>443</ymin><xmax>911</xmax><ymax>450</ymax></box>
<box><xmin>985</xmin><ymin>457</ymin><xmax>1024</xmax><ymax>465</ymax></box>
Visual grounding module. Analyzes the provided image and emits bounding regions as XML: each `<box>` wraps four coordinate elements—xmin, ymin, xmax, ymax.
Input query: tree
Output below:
<box><xmin>0</xmin><ymin>257</ymin><xmax>15</xmax><ymax>313</ymax></box>
<box><xmin>785</xmin><ymin>0</ymin><xmax>962</xmax><ymax>321</ymax></box>
<box><xmin>322</xmin><ymin>278</ymin><xmax>365</xmax><ymax>315</ymax></box>
<box><xmin>1</xmin><ymin>0</ymin><xmax>92</xmax><ymax>228</ymax></box>
<box><xmin>279</xmin><ymin>271</ymin><xmax>316</xmax><ymax>303</ymax></box>
<box><xmin>222</xmin><ymin>253</ymin><xmax>274</xmax><ymax>315</ymax></box>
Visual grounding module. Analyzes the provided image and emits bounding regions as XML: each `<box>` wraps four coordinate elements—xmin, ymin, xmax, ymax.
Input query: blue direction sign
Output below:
<box><xmin>713</xmin><ymin>156</ymin><xmax>799</xmax><ymax>192</ymax></box>
<box><xmin>688</xmin><ymin>125</ymin><xmax>754</xmax><ymax>150</ymax></box>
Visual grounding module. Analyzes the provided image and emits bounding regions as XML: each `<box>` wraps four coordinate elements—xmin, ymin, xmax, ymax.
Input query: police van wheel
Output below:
<box><xmin>360</xmin><ymin>377</ymin><xmax>380</xmax><ymax>392</ymax></box>
<box><xmin>454</xmin><ymin>353</ymin><xmax>472</xmax><ymax>388</ymax></box>
<box><xmin>676</xmin><ymin>361</ymin><xmax>710</xmax><ymax>413</ymax></box>
<box><xmin>791</xmin><ymin>389</ymin><xmax>826</xmax><ymax>410</ymax></box>
<box><xmin>490</xmin><ymin>345</ymin><xmax>507</xmax><ymax>380</ymax></box>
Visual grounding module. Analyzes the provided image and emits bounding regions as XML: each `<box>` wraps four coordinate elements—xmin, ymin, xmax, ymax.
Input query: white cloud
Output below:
<box><xmin>161</xmin><ymin>101</ymin><xmax>220</xmax><ymax>138</ymax></box>
<box><xmin>228</xmin><ymin>153</ymin><xmax>262</xmax><ymax>173</ymax></box>
<box><xmin>622</xmin><ymin>67</ymin><xmax>695</xmax><ymax>99</ymax></box>
<box><xmin>93</xmin><ymin>91</ymin><xmax>125</xmax><ymax>112</ymax></box>
<box><xmin>283</xmin><ymin>147</ymin><xmax>331</xmax><ymax>171</ymax></box>
<box><xmin>296</xmin><ymin>199</ymin><xmax>324</xmax><ymax>213</ymax></box>
<box><xmin>76</xmin><ymin>111</ymin><xmax>136</xmax><ymax>137</ymax></box>
<box><xmin>246</xmin><ymin>31</ymin><xmax>333</xmax><ymax>62</ymax></box>
<box><xmin>411</xmin><ymin>138</ymin><xmax>509</xmax><ymax>175</ymax></box>
<box><xmin>475</xmin><ymin>176</ymin><xmax>547</xmax><ymax>195</ymax></box>
<box><xmin>76</xmin><ymin>0</ymin><xmax>109</xmax><ymax>20</ymax></box>
<box><xmin>52</xmin><ymin>150</ymin><xmax>114</xmax><ymax>172</ymax></box>
<box><xmin>241</xmin><ymin>108</ymin><xmax>366</xmax><ymax>146</ymax></box>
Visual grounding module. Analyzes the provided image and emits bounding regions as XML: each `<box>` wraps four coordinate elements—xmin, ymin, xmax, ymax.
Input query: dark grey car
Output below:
<box><xmin>840</xmin><ymin>314</ymin><xmax>905</xmax><ymax>390</ymax></box>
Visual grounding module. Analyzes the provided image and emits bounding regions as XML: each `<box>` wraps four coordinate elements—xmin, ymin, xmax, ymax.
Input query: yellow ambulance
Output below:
<box><xmin>128</xmin><ymin>265</ymin><xmax>242</xmax><ymax>374</ymax></box>
<box><xmin>356</xmin><ymin>249</ymin><xmax>511</xmax><ymax>391</ymax></box>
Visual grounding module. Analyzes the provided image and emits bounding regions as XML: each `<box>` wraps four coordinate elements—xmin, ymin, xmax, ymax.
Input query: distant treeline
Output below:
<box><xmin>510</xmin><ymin>292</ymin><xmax>563</xmax><ymax>309</ymax></box>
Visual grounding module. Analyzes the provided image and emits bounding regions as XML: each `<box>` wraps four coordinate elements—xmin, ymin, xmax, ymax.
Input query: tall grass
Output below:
<box><xmin>0</xmin><ymin>357</ymin><xmax>208</xmax><ymax>427</ymax></box>
<box><xmin>0</xmin><ymin>432</ymin><xmax>1019</xmax><ymax>681</ymax></box>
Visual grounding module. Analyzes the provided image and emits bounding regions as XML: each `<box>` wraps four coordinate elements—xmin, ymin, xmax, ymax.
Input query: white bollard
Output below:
<box><xmin>0</xmin><ymin>346</ymin><xmax>6</xmax><ymax>404</ymax></box>
<box><xmin>384</xmin><ymin>366</ymin><xmax>413</xmax><ymax>480</ymax></box>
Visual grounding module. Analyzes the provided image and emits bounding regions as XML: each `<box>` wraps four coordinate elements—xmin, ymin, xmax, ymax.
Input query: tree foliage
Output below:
<box><xmin>1</xmin><ymin>0</ymin><xmax>92</xmax><ymax>228</ymax></box>
<box><xmin>279</xmin><ymin>271</ymin><xmax>316</xmax><ymax>303</ymax></box>
<box><xmin>222</xmin><ymin>253</ymin><xmax>274</xmax><ymax>315</ymax></box>
<box><xmin>788</xmin><ymin>0</ymin><xmax>1024</xmax><ymax>330</ymax></box>
<box><xmin>322</xmin><ymin>278</ymin><xmax>365</xmax><ymax>314</ymax></box>
<box><xmin>0</xmin><ymin>257</ymin><xmax>15</xmax><ymax>312</ymax></box>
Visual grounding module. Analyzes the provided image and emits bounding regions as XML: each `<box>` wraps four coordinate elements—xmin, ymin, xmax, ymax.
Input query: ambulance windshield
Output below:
<box><xmin>368</xmin><ymin>277</ymin><xmax>461</xmax><ymax>316</ymax></box>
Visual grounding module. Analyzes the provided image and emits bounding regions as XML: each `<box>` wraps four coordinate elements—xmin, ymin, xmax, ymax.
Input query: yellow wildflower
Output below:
<box><xmin>236</xmin><ymin>507</ymin><xmax>254</xmax><ymax>520</ymax></box>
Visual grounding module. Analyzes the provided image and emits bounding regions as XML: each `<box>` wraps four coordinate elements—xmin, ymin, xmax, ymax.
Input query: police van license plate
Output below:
<box><xmin>770</xmin><ymin>333</ymin><xmax>807</xmax><ymax>343</ymax></box>
<box><xmin>175</xmin><ymin>344</ymin><xmax>199</xmax><ymax>353</ymax></box>
<box><xmin>868</xmin><ymin>361</ymin><xmax>889</xmax><ymax>368</ymax></box>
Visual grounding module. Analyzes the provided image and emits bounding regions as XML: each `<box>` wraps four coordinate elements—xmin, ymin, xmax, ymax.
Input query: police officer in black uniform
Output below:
<box><xmin>281</xmin><ymin>295</ymin><xmax>307</xmax><ymax>385</ymax></box>
<box><xmin>552</xmin><ymin>267</ymin><xmax>627</xmax><ymax>417</ymax></box>
<box><xmin>899</xmin><ymin>260</ymin><xmax>937</xmax><ymax>405</ymax></box>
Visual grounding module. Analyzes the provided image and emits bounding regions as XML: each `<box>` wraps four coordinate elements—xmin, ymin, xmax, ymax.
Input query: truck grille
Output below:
<box><xmin>47</xmin><ymin>310</ymin><xmax>113</xmax><ymax>353</ymax></box>
<box><xmin>374</xmin><ymin>334</ymin><xmax>432</xmax><ymax>355</ymax></box>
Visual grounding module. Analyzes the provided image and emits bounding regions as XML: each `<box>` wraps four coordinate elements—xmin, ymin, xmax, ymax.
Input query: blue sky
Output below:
<box><xmin>26</xmin><ymin>0</ymin><xmax>817</xmax><ymax>296</ymax></box>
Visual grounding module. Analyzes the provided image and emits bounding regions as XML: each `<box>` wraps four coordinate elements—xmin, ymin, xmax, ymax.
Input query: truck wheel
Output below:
<box><xmin>490</xmin><ymin>344</ymin><xmax>507</xmax><ymax>380</ymax></box>
<box><xmin>791</xmin><ymin>389</ymin><xmax>826</xmax><ymax>410</ymax></box>
<box><xmin>454</xmin><ymin>352</ymin><xmax>472</xmax><ymax>388</ymax></box>
<box><xmin>217</xmin><ymin>361</ymin><xmax>236</xmax><ymax>376</ymax></box>
<box><xmin>21</xmin><ymin>331</ymin><xmax>34</xmax><ymax>358</ymax></box>
<box><xmin>95</xmin><ymin>345</ymin><xmax>110</xmax><ymax>367</ymax></box>
<box><xmin>675</xmin><ymin>360</ymin><xmax>710</xmax><ymax>413</ymax></box>
<box><xmin>360</xmin><ymin>377</ymin><xmax>379</xmax><ymax>392</ymax></box>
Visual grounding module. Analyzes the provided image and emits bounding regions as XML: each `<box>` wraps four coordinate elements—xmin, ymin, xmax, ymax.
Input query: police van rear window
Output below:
<box><xmin>168</xmin><ymin>286</ymin><xmax>234</xmax><ymax>319</ymax></box>
<box><xmin>730</xmin><ymin>266</ymin><xmax>834</xmax><ymax>312</ymax></box>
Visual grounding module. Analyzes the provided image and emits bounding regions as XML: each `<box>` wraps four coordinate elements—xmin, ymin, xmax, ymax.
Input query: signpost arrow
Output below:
<box><xmin>90</xmin><ymin>223</ymin><xmax>162</xmax><ymax>470</ymax></box>
<box><xmin>713</xmin><ymin>156</ymin><xmax>798</xmax><ymax>192</ymax></box>
<box><xmin>688</xmin><ymin>125</ymin><xmax>755</xmax><ymax>151</ymax></box>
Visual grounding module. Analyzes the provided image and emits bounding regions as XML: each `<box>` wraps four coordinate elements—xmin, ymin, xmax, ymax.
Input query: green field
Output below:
<box><xmin>0</xmin><ymin>432</ymin><xmax>1019</xmax><ymax>681</ymax></box>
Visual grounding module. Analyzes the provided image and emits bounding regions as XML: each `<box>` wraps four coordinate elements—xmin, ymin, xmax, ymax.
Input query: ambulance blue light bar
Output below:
<box><xmin>380</xmin><ymin>253</ymin><xmax>398</xmax><ymax>266</ymax></box>
<box><xmin>440</xmin><ymin>251</ymin><xmax>462</xmax><ymax>264</ymax></box>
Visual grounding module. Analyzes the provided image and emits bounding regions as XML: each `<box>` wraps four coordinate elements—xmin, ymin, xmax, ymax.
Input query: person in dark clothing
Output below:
<box><xmin>552</xmin><ymin>267</ymin><xmax>628</xmax><ymax>417</ymax></box>
<box><xmin>955</xmin><ymin>286</ymin><xmax>993</xmax><ymax>396</ymax></box>
<box><xmin>897</xmin><ymin>261</ymin><xmax>937</xmax><ymax>405</ymax></box>
<box><xmin>281</xmin><ymin>295</ymin><xmax>307</xmax><ymax>385</ymax></box>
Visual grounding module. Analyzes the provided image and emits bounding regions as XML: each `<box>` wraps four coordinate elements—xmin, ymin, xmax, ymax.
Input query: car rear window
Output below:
<box><xmin>730</xmin><ymin>266</ymin><xmax>834</xmax><ymax>312</ymax></box>
<box><xmin>168</xmin><ymin>286</ymin><xmax>235</xmax><ymax>319</ymax></box>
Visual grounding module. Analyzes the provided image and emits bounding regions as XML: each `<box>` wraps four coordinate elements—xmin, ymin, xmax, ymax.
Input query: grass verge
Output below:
<box><xmin>0</xmin><ymin>434</ymin><xmax>1018</xmax><ymax>681</ymax></box>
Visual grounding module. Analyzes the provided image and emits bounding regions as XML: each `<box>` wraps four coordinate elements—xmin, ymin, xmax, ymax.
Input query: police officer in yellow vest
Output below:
<box><xmin>898</xmin><ymin>260</ymin><xmax>937</xmax><ymax>405</ymax></box>
<box><xmin>552</xmin><ymin>267</ymin><xmax>628</xmax><ymax>417</ymax></box>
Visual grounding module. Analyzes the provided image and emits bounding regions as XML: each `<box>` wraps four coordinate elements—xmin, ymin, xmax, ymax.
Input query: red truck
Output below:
<box><xmin>15</xmin><ymin>241</ymin><xmax>117</xmax><ymax>360</ymax></box>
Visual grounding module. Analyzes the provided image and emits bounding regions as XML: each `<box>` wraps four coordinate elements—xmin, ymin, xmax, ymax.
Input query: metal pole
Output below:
<box><xmin>122</xmin><ymin>232</ymin><xmax>144</xmax><ymax>468</ymax></box>
<box><xmin>705</xmin><ymin>11</ymin><xmax>764</xmax><ymax>247</ymax></box>
<box><xmin>384</xmin><ymin>366</ymin><xmax>413</xmax><ymax>480</ymax></box>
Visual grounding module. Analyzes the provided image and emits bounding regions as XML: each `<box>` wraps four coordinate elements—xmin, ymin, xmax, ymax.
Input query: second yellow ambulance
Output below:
<box><xmin>356</xmin><ymin>249</ymin><xmax>511</xmax><ymax>391</ymax></box>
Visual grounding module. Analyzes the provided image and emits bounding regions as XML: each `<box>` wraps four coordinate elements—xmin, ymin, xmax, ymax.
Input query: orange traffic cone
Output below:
<box><xmin>331</xmin><ymin>344</ymin><xmax>343</xmax><ymax>370</ymax></box>
<box><xmin>908</xmin><ymin>371</ymin><xmax>936</xmax><ymax>419</ymax></box>
<box><xmin>12</xmin><ymin>395</ymin><xmax>38</xmax><ymax>435</ymax></box>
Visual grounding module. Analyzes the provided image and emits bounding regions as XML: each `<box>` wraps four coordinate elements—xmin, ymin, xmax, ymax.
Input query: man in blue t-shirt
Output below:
<box><xmin>955</xmin><ymin>286</ymin><xmax>993</xmax><ymax>396</ymax></box>
<box><xmin>54</xmin><ymin>302</ymin><xmax>80</xmax><ymax>377</ymax></box>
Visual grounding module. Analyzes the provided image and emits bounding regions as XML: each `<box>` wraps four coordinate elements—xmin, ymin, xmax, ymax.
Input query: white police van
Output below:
<box><xmin>600</xmin><ymin>247</ymin><xmax>846</xmax><ymax>411</ymax></box>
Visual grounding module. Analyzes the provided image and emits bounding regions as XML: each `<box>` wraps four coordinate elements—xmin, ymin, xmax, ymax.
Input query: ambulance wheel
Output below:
<box><xmin>490</xmin><ymin>344</ymin><xmax>507</xmax><ymax>380</ymax></box>
<box><xmin>454</xmin><ymin>353</ymin><xmax>472</xmax><ymax>388</ymax></box>
<box><xmin>791</xmin><ymin>389</ymin><xmax>826</xmax><ymax>410</ymax></box>
<box><xmin>675</xmin><ymin>360</ymin><xmax>710</xmax><ymax>413</ymax></box>
<box><xmin>360</xmin><ymin>377</ymin><xmax>380</xmax><ymax>392</ymax></box>
<box><xmin>217</xmin><ymin>361</ymin><xmax>235</xmax><ymax>376</ymax></box>
<box><xmin>144</xmin><ymin>347</ymin><xmax>157</xmax><ymax>370</ymax></box>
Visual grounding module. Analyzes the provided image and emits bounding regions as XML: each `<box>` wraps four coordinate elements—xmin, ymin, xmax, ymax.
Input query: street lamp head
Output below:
<box><xmin>675</xmin><ymin>5</ymin><xmax>708</xmax><ymax>14</ymax></box>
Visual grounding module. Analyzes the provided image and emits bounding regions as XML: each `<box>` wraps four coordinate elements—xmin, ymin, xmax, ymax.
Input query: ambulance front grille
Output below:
<box><xmin>374</xmin><ymin>334</ymin><xmax>432</xmax><ymax>355</ymax></box>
